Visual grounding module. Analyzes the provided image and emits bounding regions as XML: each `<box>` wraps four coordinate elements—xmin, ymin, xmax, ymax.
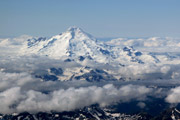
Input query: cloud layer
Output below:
<box><xmin>166</xmin><ymin>86</ymin><xmax>180</xmax><ymax>104</ymax></box>
<box><xmin>107</xmin><ymin>37</ymin><xmax>180</xmax><ymax>52</ymax></box>
<box><xmin>0</xmin><ymin>71</ymin><xmax>152</xmax><ymax>114</ymax></box>
<box><xmin>1</xmin><ymin>36</ymin><xmax>180</xmax><ymax>114</ymax></box>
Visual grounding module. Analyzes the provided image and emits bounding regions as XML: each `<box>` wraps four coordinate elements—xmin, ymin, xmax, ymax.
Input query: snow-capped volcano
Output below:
<box><xmin>22</xmin><ymin>26</ymin><xmax>113</xmax><ymax>63</ymax></box>
<box><xmin>39</xmin><ymin>26</ymin><xmax>99</xmax><ymax>57</ymax></box>
<box><xmin>21</xmin><ymin>26</ymin><xmax>159</xmax><ymax>64</ymax></box>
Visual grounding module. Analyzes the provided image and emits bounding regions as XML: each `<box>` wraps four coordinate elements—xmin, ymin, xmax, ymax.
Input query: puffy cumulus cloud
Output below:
<box><xmin>0</xmin><ymin>84</ymin><xmax>152</xmax><ymax>114</ymax></box>
<box><xmin>0</xmin><ymin>64</ymin><xmax>154</xmax><ymax>114</ymax></box>
<box><xmin>165</xmin><ymin>86</ymin><xmax>180</xmax><ymax>104</ymax></box>
<box><xmin>0</xmin><ymin>87</ymin><xmax>23</xmax><ymax>114</ymax></box>
<box><xmin>0</xmin><ymin>72</ymin><xmax>36</xmax><ymax>91</ymax></box>
<box><xmin>118</xmin><ymin>64</ymin><xmax>168</xmax><ymax>80</ymax></box>
<box><xmin>0</xmin><ymin>71</ymin><xmax>76</xmax><ymax>93</ymax></box>
<box><xmin>117</xmin><ymin>63</ymin><xmax>180</xmax><ymax>81</ymax></box>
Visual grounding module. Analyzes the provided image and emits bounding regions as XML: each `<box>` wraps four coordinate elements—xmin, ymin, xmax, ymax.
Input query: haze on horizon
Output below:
<box><xmin>0</xmin><ymin>0</ymin><xmax>180</xmax><ymax>38</ymax></box>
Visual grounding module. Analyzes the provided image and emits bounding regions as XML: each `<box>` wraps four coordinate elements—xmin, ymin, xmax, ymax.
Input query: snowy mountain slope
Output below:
<box><xmin>21</xmin><ymin>26</ymin><xmax>159</xmax><ymax>65</ymax></box>
<box><xmin>21</xmin><ymin>27</ymin><xmax>113</xmax><ymax>63</ymax></box>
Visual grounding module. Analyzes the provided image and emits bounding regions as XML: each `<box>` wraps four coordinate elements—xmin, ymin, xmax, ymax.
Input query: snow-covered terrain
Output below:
<box><xmin>1</xmin><ymin>27</ymin><xmax>180</xmax><ymax>119</ymax></box>
<box><xmin>1</xmin><ymin>27</ymin><xmax>180</xmax><ymax>82</ymax></box>
<box><xmin>20</xmin><ymin>26</ymin><xmax>159</xmax><ymax>65</ymax></box>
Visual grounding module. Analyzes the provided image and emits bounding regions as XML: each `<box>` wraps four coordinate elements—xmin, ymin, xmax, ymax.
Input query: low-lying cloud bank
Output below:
<box><xmin>0</xmin><ymin>73</ymin><xmax>152</xmax><ymax>114</ymax></box>
<box><xmin>1</xmin><ymin>55</ymin><xmax>180</xmax><ymax>81</ymax></box>
<box><xmin>0</xmin><ymin>69</ymin><xmax>153</xmax><ymax>114</ymax></box>
<box><xmin>0</xmin><ymin>55</ymin><xmax>180</xmax><ymax>114</ymax></box>
<box><xmin>107</xmin><ymin>37</ymin><xmax>180</xmax><ymax>52</ymax></box>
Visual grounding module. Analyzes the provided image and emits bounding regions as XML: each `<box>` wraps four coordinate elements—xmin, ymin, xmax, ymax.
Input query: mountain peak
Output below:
<box><xmin>67</xmin><ymin>26</ymin><xmax>83</xmax><ymax>32</ymax></box>
<box><xmin>65</xmin><ymin>26</ymin><xmax>96</xmax><ymax>42</ymax></box>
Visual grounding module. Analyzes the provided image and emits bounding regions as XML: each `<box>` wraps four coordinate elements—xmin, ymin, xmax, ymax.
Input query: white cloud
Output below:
<box><xmin>0</xmin><ymin>87</ymin><xmax>23</xmax><ymax>114</ymax></box>
<box><xmin>0</xmin><ymin>72</ymin><xmax>36</xmax><ymax>91</ymax></box>
<box><xmin>107</xmin><ymin>37</ymin><xmax>180</xmax><ymax>52</ymax></box>
<box><xmin>0</xmin><ymin>80</ymin><xmax>152</xmax><ymax>114</ymax></box>
<box><xmin>1</xmin><ymin>35</ymin><xmax>180</xmax><ymax>114</ymax></box>
<box><xmin>166</xmin><ymin>86</ymin><xmax>180</xmax><ymax>104</ymax></box>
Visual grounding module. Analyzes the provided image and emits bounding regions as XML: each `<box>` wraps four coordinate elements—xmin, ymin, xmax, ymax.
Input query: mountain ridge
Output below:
<box><xmin>21</xmin><ymin>26</ymin><xmax>159</xmax><ymax>65</ymax></box>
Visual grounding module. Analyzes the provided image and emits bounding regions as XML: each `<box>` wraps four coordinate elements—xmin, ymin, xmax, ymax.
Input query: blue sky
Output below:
<box><xmin>0</xmin><ymin>0</ymin><xmax>180</xmax><ymax>38</ymax></box>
